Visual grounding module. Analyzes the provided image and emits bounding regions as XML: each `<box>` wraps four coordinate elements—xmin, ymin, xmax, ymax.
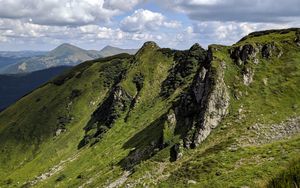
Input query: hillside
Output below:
<box><xmin>0</xmin><ymin>66</ymin><xmax>71</xmax><ymax>111</ymax></box>
<box><xmin>0</xmin><ymin>28</ymin><xmax>299</xmax><ymax>187</ymax></box>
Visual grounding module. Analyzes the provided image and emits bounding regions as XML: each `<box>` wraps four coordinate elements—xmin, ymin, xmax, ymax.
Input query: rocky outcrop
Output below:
<box><xmin>170</xmin><ymin>143</ymin><xmax>183</xmax><ymax>162</ymax></box>
<box><xmin>230</xmin><ymin>44</ymin><xmax>258</xmax><ymax>65</ymax></box>
<box><xmin>173</xmin><ymin>47</ymin><xmax>229</xmax><ymax>149</ymax></box>
<box><xmin>78</xmin><ymin>86</ymin><xmax>132</xmax><ymax>148</ymax></box>
<box><xmin>192</xmin><ymin>60</ymin><xmax>230</xmax><ymax>147</ymax></box>
<box><xmin>160</xmin><ymin>43</ymin><xmax>207</xmax><ymax>98</ymax></box>
<box><xmin>242</xmin><ymin>67</ymin><xmax>254</xmax><ymax>86</ymax></box>
<box><xmin>261</xmin><ymin>43</ymin><xmax>283</xmax><ymax>59</ymax></box>
<box><xmin>136</xmin><ymin>41</ymin><xmax>160</xmax><ymax>57</ymax></box>
<box><xmin>230</xmin><ymin>42</ymin><xmax>282</xmax><ymax>86</ymax></box>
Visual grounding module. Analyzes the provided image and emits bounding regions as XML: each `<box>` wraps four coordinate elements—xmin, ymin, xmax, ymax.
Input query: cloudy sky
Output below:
<box><xmin>0</xmin><ymin>0</ymin><xmax>300</xmax><ymax>51</ymax></box>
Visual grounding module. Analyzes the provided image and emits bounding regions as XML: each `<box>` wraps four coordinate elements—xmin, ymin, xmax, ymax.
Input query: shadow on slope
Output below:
<box><xmin>118</xmin><ymin>114</ymin><xmax>167</xmax><ymax>170</ymax></box>
<box><xmin>0</xmin><ymin>66</ymin><xmax>72</xmax><ymax>110</ymax></box>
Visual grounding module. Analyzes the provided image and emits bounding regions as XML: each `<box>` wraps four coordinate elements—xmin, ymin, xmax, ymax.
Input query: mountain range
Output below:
<box><xmin>0</xmin><ymin>28</ymin><xmax>299</xmax><ymax>187</ymax></box>
<box><xmin>0</xmin><ymin>44</ymin><xmax>137</xmax><ymax>111</ymax></box>
<box><xmin>0</xmin><ymin>51</ymin><xmax>46</xmax><ymax>71</ymax></box>
<box><xmin>0</xmin><ymin>44</ymin><xmax>137</xmax><ymax>74</ymax></box>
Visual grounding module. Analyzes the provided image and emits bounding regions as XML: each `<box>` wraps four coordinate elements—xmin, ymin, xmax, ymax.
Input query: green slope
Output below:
<box><xmin>0</xmin><ymin>29</ymin><xmax>299</xmax><ymax>188</ymax></box>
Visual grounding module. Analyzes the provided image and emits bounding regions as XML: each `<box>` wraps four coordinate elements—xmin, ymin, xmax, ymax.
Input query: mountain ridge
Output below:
<box><xmin>0</xmin><ymin>43</ymin><xmax>138</xmax><ymax>74</ymax></box>
<box><xmin>0</xmin><ymin>28</ymin><xmax>299</xmax><ymax>187</ymax></box>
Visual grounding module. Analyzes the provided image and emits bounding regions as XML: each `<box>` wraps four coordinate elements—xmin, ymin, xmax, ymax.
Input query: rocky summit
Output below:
<box><xmin>0</xmin><ymin>28</ymin><xmax>300</xmax><ymax>187</ymax></box>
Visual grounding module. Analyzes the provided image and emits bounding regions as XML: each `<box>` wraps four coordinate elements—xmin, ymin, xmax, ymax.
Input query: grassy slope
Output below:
<box><xmin>160</xmin><ymin>30</ymin><xmax>299</xmax><ymax>187</ymax></box>
<box><xmin>0</xmin><ymin>54</ymin><xmax>133</xmax><ymax>186</ymax></box>
<box><xmin>124</xmin><ymin>30</ymin><xmax>300</xmax><ymax>187</ymax></box>
<box><xmin>0</xmin><ymin>30</ymin><xmax>299</xmax><ymax>187</ymax></box>
<box><xmin>0</xmin><ymin>45</ymin><xmax>181</xmax><ymax>187</ymax></box>
<box><xmin>34</xmin><ymin>45</ymin><xmax>179</xmax><ymax>188</ymax></box>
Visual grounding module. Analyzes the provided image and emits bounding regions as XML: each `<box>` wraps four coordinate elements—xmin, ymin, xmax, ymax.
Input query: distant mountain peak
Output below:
<box><xmin>52</xmin><ymin>43</ymin><xmax>82</xmax><ymax>51</ymax></box>
<box><xmin>48</xmin><ymin>43</ymin><xmax>85</xmax><ymax>57</ymax></box>
<box><xmin>99</xmin><ymin>45</ymin><xmax>138</xmax><ymax>57</ymax></box>
<box><xmin>1</xmin><ymin>43</ymin><xmax>138</xmax><ymax>74</ymax></box>
<box><xmin>101</xmin><ymin>45</ymin><xmax>121</xmax><ymax>51</ymax></box>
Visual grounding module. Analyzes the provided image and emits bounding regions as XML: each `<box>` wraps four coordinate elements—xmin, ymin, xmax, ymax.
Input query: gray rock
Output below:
<box><xmin>243</xmin><ymin>67</ymin><xmax>254</xmax><ymax>86</ymax></box>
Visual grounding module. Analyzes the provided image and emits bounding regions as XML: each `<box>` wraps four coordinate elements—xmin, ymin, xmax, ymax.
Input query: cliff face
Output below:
<box><xmin>168</xmin><ymin>45</ymin><xmax>229</xmax><ymax>149</ymax></box>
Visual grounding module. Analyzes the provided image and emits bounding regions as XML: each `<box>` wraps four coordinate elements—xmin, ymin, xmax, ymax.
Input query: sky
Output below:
<box><xmin>0</xmin><ymin>0</ymin><xmax>300</xmax><ymax>51</ymax></box>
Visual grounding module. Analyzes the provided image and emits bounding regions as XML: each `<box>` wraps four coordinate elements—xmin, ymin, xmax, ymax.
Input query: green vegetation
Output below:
<box><xmin>0</xmin><ymin>28</ymin><xmax>299</xmax><ymax>187</ymax></box>
<box><xmin>267</xmin><ymin>159</ymin><xmax>300</xmax><ymax>188</ymax></box>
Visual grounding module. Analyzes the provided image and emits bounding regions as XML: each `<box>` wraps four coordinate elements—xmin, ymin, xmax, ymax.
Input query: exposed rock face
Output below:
<box><xmin>192</xmin><ymin>60</ymin><xmax>230</xmax><ymax>147</ymax></box>
<box><xmin>243</xmin><ymin>67</ymin><xmax>254</xmax><ymax>86</ymax></box>
<box><xmin>91</xmin><ymin>86</ymin><xmax>132</xmax><ymax>128</ymax></box>
<box><xmin>173</xmin><ymin>47</ymin><xmax>230</xmax><ymax>148</ymax></box>
<box><xmin>230</xmin><ymin>44</ymin><xmax>258</xmax><ymax>65</ymax></box>
<box><xmin>261</xmin><ymin>44</ymin><xmax>274</xmax><ymax>58</ymax></box>
<box><xmin>170</xmin><ymin>143</ymin><xmax>183</xmax><ymax>162</ymax></box>
<box><xmin>78</xmin><ymin>86</ymin><xmax>132</xmax><ymax>148</ymax></box>
<box><xmin>160</xmin><ymin>43</ymin><xmax>207</xmax><ymax>98</ymax></box>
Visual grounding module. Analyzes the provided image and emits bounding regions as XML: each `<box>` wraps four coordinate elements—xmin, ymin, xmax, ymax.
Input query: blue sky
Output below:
<box><xmin>0</xmin><ymin>0</ymin><xmax>299</xmax><ymax>51</ymax></box>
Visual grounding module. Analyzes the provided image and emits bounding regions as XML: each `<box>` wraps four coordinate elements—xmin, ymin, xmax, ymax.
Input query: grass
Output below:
<box><xmin>0</xmin><ymin>29</ymin><xmax>299</xmax><ymax>187</ymax></box>
<box><xmin>267</xmin><ymin>158</ymin><xmax>300</xmax><ymax>188</ymax></box>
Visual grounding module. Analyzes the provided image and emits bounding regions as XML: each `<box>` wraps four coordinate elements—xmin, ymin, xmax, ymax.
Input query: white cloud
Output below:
<box><xmin>189</xmin><ymin>0</ymin><xmax>220</xmax><ymax>5</ymax></box>
<box><xmin>192</xmin><ymin>21</ymin><xmax>297</xmax><ymax>46</ymax></box>
<box><xmin>103</xmin><ymin>0</ymin><xmax>144</xmax><ymax>11</ymax></box>
<box><xmin>0</xmin><ymin>0</ymin><xmax>119</xmax><ymax>26</ymax></box>
<box><xmin>120</xmin><ymin>9</ymin><xmax>181</xmax><ymax>32</ymax></box>
<box><xmin>1</xmin><ymin>0</ymin><xmax>300</xmax><ymax>51</ymax></box>
<box><xmin>158</xmin><ymin>0</ymin><xmax>300</xmax><ymax>23</ymax></box>
<box><xmin>185</xmin><ymin>26</ymin><xmax>194</xmax><ymax>34</ymax></box>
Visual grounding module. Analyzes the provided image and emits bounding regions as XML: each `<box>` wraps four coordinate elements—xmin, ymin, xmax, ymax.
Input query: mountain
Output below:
<box><xmin>0</xmin><ymin>44</ymin><xmax>137</xmax><ymax>74</ymax></box>
<box><xmin>0</xmin><ymin>44</ymin><xmax>102</xmax><ymax>74</ymax></box>
<box><xmin>0</xmin><ymin>51</ymin><xmax>46</xmax><ymax>72</ymax></box>
<box><xmin>0</xmin><ymin>28</ymin><xmax>299</xmax><ymax>187</ymax></box>
<box><xmin>0</xmin><ymin>66</ymin><xmax>71</xmax><ymax>111</ymax></box>
<box><xmin>0</xmin><ymin>51</ymin><xmax>47</xmax><ymax>58</ymax></box>
<box><xmin>98</xmin><ymin>45</ymin><xmax>138</xmax><ymax>57</ymax></box>
<box><xmin>0</xmin><ymin>45</ymin><xmax>136</xmax><ymax>110</ymax></box>
<box><xmin>0</xmin><ymin>57</ymin><xmax>26</xmax><ymax>71</ymax></box>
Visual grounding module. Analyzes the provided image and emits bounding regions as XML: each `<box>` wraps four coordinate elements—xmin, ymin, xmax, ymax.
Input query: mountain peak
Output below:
<box><xmin>48</xmin><ymin>43</ymin><xmax>85</xmax><ymax>57</ymax></box>
<box><xmin>101</xmin><ymin>45</ymin><xmax>121</xmax><ymax>51</ymax></box>
<box><xmin>59</xmin><ymin>43</ymin><xmax>73</xmax><ymax>47</ymax></box>
<box><xmin>189</xmin><ymin>43</ymin><xmax>202</xmax><ymax>51</ymax></box>
<box><xmin>103</xmin><ymin>45</ymin><xmax>115</xmax><ymax>48</ymax></box>
<box><xmin>141</xmin><ymin>41</ymin><xmax>159</xmax><ymax>49</ymax></box>
<box><xmin>99</xmin><ymin>45</ymin><xmax>138</xmax><ymax>57</ymax></box>
<box><xmin>136</xmin><ymin>41</ymin><xmax>160</xmax><ymax>56</ymax></box>
<box><xmin>54</xmin><ymin>43</ymin><xmax>82</xmax><ymax>50</ymax></box>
